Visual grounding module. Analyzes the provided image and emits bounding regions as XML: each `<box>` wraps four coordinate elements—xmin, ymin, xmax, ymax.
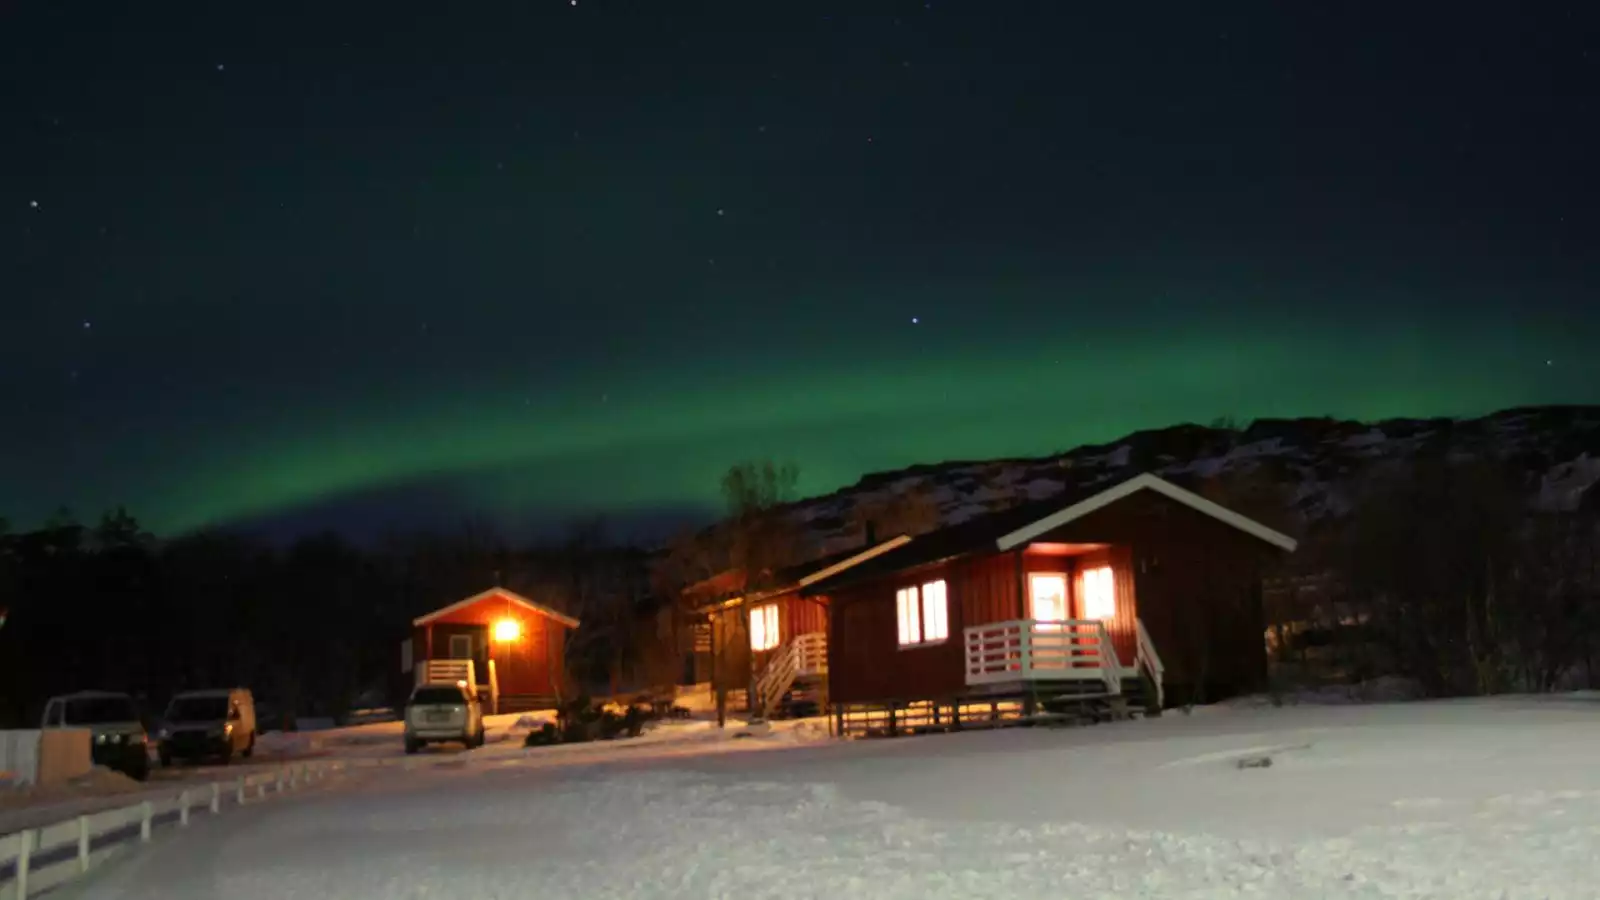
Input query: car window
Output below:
<box><xmin>166</xmin><ymin>696</ymin><xmax>228</xmax><ymax>721</ymax></box>
<box><xmin>411</xmin><ymin>686</ymin><xmax>467</xmax><ymax>705</ymax></box>
<box><xmin>65</xmin><ymin>696</ymin><xmax>139</xmax><ymax>724</ymax></box>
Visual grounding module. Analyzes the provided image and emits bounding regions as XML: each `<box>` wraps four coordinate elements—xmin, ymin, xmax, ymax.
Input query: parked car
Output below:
<box><xmin>157</xmin><ymin>687</ymin><xmax>257</xmax><ymax>766</ymax></box>
<box><xmin>40</xmin><ymin>690</ymin><xmax>150</xmax><ymax>781</ymax></box>
<box><xmin>404</xmin><ymin>681</ymin><xmax>485</xmax><ymax>753</ymax></box>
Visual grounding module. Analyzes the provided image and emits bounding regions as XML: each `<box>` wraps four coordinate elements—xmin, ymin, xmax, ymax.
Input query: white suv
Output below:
<box><xmin>404</xmin><ymin>682</ymin><xmax>485</xmax><ymax>753</ymax></box>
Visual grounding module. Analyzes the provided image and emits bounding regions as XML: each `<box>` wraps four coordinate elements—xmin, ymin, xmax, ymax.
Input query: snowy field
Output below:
<box><xmin>62</xmin><ymin>694</ymin><xmax>1600</xmax><ymax>899</ymax></box>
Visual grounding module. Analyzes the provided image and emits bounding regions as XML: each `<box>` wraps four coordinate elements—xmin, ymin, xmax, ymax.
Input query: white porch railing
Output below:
<box><xmin>1134</xmin><ymin>618</ymin><xmax>1165</xmax><ymax>709</ymax></box>
<box><xmin>964</xmin><ymin>620</ymin><xmax>1122</xmax><ymax>696</ymax></box>
<box><xmin>416</xmin><ymin>659</ymin><xmax>474</xmax><ymax>687</ymax></box>
<box><xmin>793</xmin><ymin>632</ymin><xmax>828</xmax><ymax>677</ymax></box>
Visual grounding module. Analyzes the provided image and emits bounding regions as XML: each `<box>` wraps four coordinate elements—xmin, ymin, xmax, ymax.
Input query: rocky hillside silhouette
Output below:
<box><xmin>791</xmin><ymin>405</ymin><xmax>1600</xmax><ymax>556</ymax></box>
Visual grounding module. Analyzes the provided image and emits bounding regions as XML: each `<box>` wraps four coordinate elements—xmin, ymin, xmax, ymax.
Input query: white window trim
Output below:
<box><xmin>897</xmin><ymin>579</ymin><xmax>950</xmax><ymax>647</ymax></box>
<box><xmin>750</xmin><ymin>603</ymin><xmax>780</xmax><ymax>651</ymax></box>
<box><xmin>1028</xmin><ymin>572</ymin><xmax>1069</xmax><ymax>630</ymax></box>
<box><xmin>1081</xmin><ymin>565</ymin><xmax>1116</xmax><ymax>620</ymax></box>
<box><xmin>896</xmin><ymin>586</ymin><xmax>921</xmax><ymax>646</ymax></box>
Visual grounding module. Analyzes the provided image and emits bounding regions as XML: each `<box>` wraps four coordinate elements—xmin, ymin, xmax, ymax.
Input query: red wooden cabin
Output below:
<box><xmin>403</xmin><ymin>588</ymin><xmax>580</xmax><ymax>714</ymax></box>
<box><xmin>687</xmin><ymin>536</ymin><xmax>911</xmax><ymax>719</ymax></box>
<box><xmin>803</xmin><ymin>473</ymin><xmax>1298</xmax><ymax>736</ymax></box>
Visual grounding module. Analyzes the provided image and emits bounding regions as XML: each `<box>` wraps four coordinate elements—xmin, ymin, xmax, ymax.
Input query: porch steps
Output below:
<box><xmin>769</xmin><ymin>673</ymin><xmax>828</xmax><ymax>720</ymax></box>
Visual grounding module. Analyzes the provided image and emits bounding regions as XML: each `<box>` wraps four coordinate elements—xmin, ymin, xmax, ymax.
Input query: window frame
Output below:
<box><xmin>1080</xmin><ymin>565</ymin><xmax>1117</xmax><ymax>620</ymax></box>
<box><xmin>749</xmin><ymin>603</ymin><xmax>780</xmax><ymax>652</ymax></box>
<box><xmin>1028</xmin><ymin>572</ymin><xmax>1069</xmax><ymax>630</ymax></box>
<box><xmin>896</xmin><ymin>579</ymin><xmax>950</xmax><ymax>648</ymax></box>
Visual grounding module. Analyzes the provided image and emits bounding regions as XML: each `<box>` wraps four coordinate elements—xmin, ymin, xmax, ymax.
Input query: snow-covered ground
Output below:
<box><xmin>64</xmin><ymin>693</ymin><xmax>1600</xmax><ymax>898</ymax></box>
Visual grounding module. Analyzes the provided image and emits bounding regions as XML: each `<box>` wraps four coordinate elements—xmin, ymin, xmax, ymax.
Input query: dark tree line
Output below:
<box><xmin>0</xmin><ymin>509</ymin><xmax>665</xmax><ymax>729</ymax></box>
<box><xmin>1265</xmin><ymin>456</ymin><xmax>1600</xmax><ymax>698</ymax></box>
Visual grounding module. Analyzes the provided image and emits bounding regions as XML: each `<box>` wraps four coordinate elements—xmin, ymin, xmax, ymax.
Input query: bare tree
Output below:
<box><xmin>718</xmin><ymin>460</ymin><xmax>805</xmax><ymax>721</ymax></box>
<box><xmin>1338</xmin><ymin>458</ymin><xmax>1523</xmax><ymax>696</ymax></box>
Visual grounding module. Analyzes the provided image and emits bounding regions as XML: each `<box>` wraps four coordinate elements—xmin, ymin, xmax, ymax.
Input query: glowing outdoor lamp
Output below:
<box><xmin>493</xmin><ymin>618</ymin><xmax>522</xmax><ymax>642</ymax></box>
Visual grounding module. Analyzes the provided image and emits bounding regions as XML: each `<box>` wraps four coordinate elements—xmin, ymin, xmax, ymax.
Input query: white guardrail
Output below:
<box><xmin>0</xmin><ymin>757</ymin><xmax>376</xmax><ymax>900</ymax></box>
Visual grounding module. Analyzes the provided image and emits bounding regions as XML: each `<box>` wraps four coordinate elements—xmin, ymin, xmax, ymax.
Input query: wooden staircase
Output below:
<box><xmin>752</xmin><ymin>632</ymin><xmax>828</xmax><ymax>720</ymax></box>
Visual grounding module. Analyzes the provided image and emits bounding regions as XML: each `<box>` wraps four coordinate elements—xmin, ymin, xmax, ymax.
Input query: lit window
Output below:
<box><xmin>750</xmin><ymin>604</ymin><xmax>779</xmax><ymax>651</ymax></box>
<box><xmin>1029</xmin><ymin>573</ymin><xmax>1068</xmax><ymax>628</ymax></box>
<box><xmin>897</xmin><ymin>580</ymin><xmax>949</xmax><ymax>645</ymax></box>
<box><xmin>1081</xmin><ymin>566</ymin><xmax>1116</xmax><ymax>619</ymax></box>
<box><xmin>896</xmin><ymin>587</ymin><xmax>921</xmax><ymax>645</ymax></box>
<box><xmin>921</xmin><ymin>580</ymin><xmax>949</xmax><ymax>642</ymax></box>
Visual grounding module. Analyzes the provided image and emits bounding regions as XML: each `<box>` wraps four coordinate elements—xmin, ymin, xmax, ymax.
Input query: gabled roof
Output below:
<box><xmin>413</xmin><ymin>587</ymin><xmax>580</xmax><ymax>629</ymax></box>
<box><xmin>994</xmin><ymin>472</ymin><xmax>1298</xmax><ymax>552</ymax></box>
<box><xmin>801</xmin><ymin>472</ymin><xmax>1296</xmax><ymax>595</ymax></box>
<box><xmin>692</xmin><ymin>534</ymin><xmax>913</xmax><ymax>613</ymax></box>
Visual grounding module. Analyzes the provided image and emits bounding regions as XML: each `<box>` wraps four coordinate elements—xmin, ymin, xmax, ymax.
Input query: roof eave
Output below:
<box><xmin>993</xmin><ymin>472</ymin><xmax>1299</xmax><ymax>554</ymax></box>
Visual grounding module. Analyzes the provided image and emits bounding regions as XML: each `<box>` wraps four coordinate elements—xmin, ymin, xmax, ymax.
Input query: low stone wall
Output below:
<box><xmin>0</xmin><ymin>729</ymin><xmax>92</xmax><ymax>785</ymax></box>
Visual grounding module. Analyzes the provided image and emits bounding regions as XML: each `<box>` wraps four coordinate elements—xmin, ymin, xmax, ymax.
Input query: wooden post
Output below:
<box><xmin>15</xmin><ymin>829</ymin><xmax>32</xmax><ymax>897</ymax></box>
<box><xmin>211</xmin><ymin>782</ymin><xmax>222</xmax><ymax>813</ymax></box>
<box><xmin>139</xmin><ymin>801</ymin><xmax>153</xmax><ymax>842</ymax></box>
<box><xmin>235</xmin><ymin>778</ymin><xmax>246</xmax><ymax>805</ymax></box>
<box><xmin>180</xmin><ymin>790</ymin><xmax>191</xmax><ymax>826</ymax></box>
<box><xmin>1014</xmin><ymin>548</ymin><xmax>1027</xmax><ymax>619</ymax></box>
<box><xmin>77</xmin><ymin>815</ymin><xmax>91</xmax><ymax>872</ymax></box>
<box><xmin>712</xmin><ymin>614</ymin><xmax>726</xmax><ymax>729</ymax></box>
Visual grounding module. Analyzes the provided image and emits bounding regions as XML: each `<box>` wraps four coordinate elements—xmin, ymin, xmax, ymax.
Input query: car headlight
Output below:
<box><xmin>224</xmin><ymin>722</ymin><xmax>234</xmax><ymax>736</ymax></box>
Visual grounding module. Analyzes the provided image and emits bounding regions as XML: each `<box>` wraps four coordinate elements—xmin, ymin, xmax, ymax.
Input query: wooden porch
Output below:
<box><xmin>964</xmin><ymin>617</ymin><xmax>1165</xmax><ymax>705</ymax></box>
<box><xmin>414</xmin><ymin>658</ymin><xmax>504</xmax><ymax>712</ymax></box>
<box><xmin>834</xmin><ymin>617</ymin><xmax>1165</xmax><ymax>738</ymax></box>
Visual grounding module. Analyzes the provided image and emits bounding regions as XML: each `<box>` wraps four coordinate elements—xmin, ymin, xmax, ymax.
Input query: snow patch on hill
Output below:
<box><xmin>795</xmin><ymin>406</ymin><xmax>1600</xmax><ymax>554</ymax></box>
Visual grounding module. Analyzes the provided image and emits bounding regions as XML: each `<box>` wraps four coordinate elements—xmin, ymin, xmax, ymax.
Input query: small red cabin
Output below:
<box><xmin>687</xmin><ymin>537</ymin><xmax>911</xmax><ymax>719</ymax></box>
<box><xmin>803</xmin><ymin>473</ymin><xmax>1298</xmax><ymax>736</ymax></box>
<box><xmin>403</xmin><ymin>588</ymin><xmax>580</xmax><ymax>714</ymax></box>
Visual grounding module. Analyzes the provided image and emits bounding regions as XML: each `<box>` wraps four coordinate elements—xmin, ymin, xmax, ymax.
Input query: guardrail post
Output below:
<box><xmin>256</xmin><ymin>779</ymin><xmax>267</xmax><ymax>800</ymax></box>
<box><xmin>235</xmin><ymin>777</ymin><xmax>246</xmax><ymax>805</ymax></box>
<box><xmin>210</xmin><ymin>782</ymin><xmax>222</xmax><ymax>814</ymax></box>
<box><xmin>289</xmin><ymin>765</ymin><xmax>300</xmax><ymax>789</ymax></box>
<box><xmin>16</xmin><ymin>829</ymin><xmax>32</xmax><ymax>898</ymax></box>
<box><xmin>179</xmin><ymin>789</ymin><xmax>191</xmax><ymax>827</ymax></box>
<box><xmin>275</xmin><ymin>769</ymin><xmax>286</xmax><ymax>792</ymax></box>
<box><xmin>77</xmin><ymin>814</ymin><xmax>91</xmax><ymax>872</ymax></box>
<box><xmin>140</xmin><ymin>801</ymin><xmax>153</xmax><ymax>843</ymax></box>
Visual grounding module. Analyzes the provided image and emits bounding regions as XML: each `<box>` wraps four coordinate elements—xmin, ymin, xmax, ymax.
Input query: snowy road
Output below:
<box><xmin>61</xmin><ymin>696</ymin><xmax>1600</xmax><ymax>899</ymax></box>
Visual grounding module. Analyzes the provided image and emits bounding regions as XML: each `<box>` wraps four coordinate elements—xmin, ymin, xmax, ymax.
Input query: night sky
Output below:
<box><xmin>4</xmin><ymin>3</ymin><xmax>1597</xmax><ymax>540</ymax></box>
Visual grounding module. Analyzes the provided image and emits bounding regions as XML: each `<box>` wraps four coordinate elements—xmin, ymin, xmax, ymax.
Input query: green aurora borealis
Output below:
<box><xmin>53</xmin><ymin>303</ymin><xmax>1593</xmax><ymax>537</ymax></box>
<box><xmin>4</xmin><ymin>3</ymin><xmax>1595</xmax><ymax>538</ymax></box>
